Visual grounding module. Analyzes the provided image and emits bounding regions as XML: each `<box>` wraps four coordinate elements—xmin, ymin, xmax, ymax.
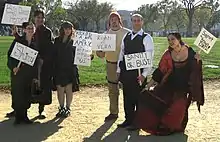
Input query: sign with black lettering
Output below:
<box><xmin>73</xmin><ymin>30</ymin><xmax>93</xmax><ymax>48</ymax></box>
<box><xmin>92</xmin><ymin>33</ymin><xmax>116</xmax><ymax>51</ymax></box>
<box><xmin>74</xmin><ymin>46</ymin><xmax>92</xmax><ymax>66</ymax></box>
<box><xmin>194</xmin><ymin>28</ymin><xmax>217</xmax><ymax>54</ymax></box>
<box><xmin>124</xmin><ymin>52</ymin><xmax>152</xmax><ymax>70</ymax></box>
<box><xmin>10</xmin><ymin>42</ymin><xmax>38</xmax><ymax>66</ymax></box>
<box><xmin>1</xmin><ymin>4</ymin><xmax>31</xmax><ymax>26</ymax></box>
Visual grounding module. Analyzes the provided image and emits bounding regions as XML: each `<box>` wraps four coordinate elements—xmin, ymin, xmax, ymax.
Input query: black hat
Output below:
<box><xmin>22</xmin><ymin>22</ymin><xmax>34</xmax><ymax>29</ymax></box>
<box><xmin>61</xmin><ymin>21</ymin><xmax>74</xmax><ymax>29</ymax></box>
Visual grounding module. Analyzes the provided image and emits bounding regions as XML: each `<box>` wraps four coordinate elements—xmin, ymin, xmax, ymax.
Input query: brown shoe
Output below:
<box><xmin>104</xmin><ymin>114</ymin><xmax>118</xmax><ymax>122</ymax></box>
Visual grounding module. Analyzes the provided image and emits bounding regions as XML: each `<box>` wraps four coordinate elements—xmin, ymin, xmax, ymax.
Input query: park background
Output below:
<box><xmin>0</xmin><ymin>1</ymin><xmax>220</xmax><ymax>142</ymax></box>
<box><xmin>0</xmin><ymin>0</ymin><xmax>220</xmax><ymax>87</ymax></box>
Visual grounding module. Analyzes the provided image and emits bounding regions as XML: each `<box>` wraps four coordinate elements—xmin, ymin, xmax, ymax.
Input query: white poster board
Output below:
<box><xmin>74</xmin><ymin>46</ymin><xmax>92</xmax><ymax>66</ymax></box>
<box><xmin>73</xmin><ymin>30</ymin><xmax>93</xmax><ymax>48</ymax></box>
<box><xmin>92</xmin><ymin>33</ymin><xmax>116</xmax><ymax>51</ymax></box>
<box><xmin>124</xmin><ymin>52</ymin><xmax>152</xmax><ymax>70</ymax></box>
<box><xmin>194</xmin><ymin>28</ymin><xmax>217</xmax><ymax>54</ymax></box>
<box><xmin>1</xmin><ymin>4</ymin><xmax>31</xmax><ymax>26</ymax></box>
<box><xmin>73</xmin><ymin>30</ymin><xmax>93</xmax><ymax>66</ymax></box>
<box><xmin>10</xmin><ymin>42</ymin><xmax>38</xmax><ymax>66</ymax></box>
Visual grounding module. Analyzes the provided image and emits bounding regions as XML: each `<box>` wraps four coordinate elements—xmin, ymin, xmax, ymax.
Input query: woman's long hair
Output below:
<box><xmin>58</xmin><ymin>21</ymin><xmax>75</xmax><ymax>42</ymax></box>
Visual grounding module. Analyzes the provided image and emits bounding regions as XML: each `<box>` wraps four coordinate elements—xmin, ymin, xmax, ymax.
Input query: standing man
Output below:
<box><xmin>11</xmin><ymin>9</ymin><xmax>54</xmax><ymax>119</ymax></box>
<box><xmin>117</xmin><ymin>14</ymin><xmax>154</xmax><ymax>128</ymax></box>
<box><xmin>96</xmin><ymin>11</ymin><xmax>130</xmax><ymax>122</ymax></box>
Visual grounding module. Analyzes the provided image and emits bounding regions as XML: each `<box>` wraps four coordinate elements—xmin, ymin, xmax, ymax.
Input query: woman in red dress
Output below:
<box><xmin>133</xmin><ymin>32</ymin><xmax>204</xmax><ymax>135</ymax></box>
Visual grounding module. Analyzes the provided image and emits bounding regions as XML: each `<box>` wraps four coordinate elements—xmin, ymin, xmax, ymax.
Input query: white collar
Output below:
<box><xmin>131</xmin><ymin>29</ymin><xmax>144</xmax><ymax>36</ymax></box>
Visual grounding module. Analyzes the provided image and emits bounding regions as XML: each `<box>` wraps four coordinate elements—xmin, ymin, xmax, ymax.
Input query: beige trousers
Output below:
<box><xmin>106</xmin><ymin>62</ymin><xmax>120</xmax><ymax>114</ymax></box>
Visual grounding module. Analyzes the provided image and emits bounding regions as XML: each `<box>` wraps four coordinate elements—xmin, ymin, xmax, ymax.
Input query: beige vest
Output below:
<box><xmin>105</xmin><ymin>27</ymin><xmax>130</xmax><ymax>62</ymax></box>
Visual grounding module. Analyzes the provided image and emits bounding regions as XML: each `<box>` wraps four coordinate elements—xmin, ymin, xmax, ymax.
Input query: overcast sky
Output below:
<box><xmin>62</xmin><ymin>0</ymin><xmax>162</xmax><ymax>10</ymax></box>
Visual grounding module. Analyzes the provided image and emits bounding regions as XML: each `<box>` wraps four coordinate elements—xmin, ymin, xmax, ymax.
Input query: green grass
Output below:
<box><xmin>0</xmin><ymin>36</ymin><xmax>220</xmax><ymax>85</ymax></box>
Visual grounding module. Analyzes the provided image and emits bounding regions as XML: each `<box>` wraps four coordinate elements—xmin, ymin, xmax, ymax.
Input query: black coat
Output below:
<box><xmin>53</xmin><ymin>37</ymin><xmax>79</xmax><ymax>92</ymax></box>
<box><xmin>35</xmin><ymin>25</ymin><xmax>54</xmax><ymax>105</ymax></box>
<box><xmin>7</xmin><ymin>36</ymin><xmax>38</xmax><ymax>110</ymax></box>
<box><xmin>15</xmin><ymin>25</ymin><xmax>54</xmax><ymax>105</ymax></box>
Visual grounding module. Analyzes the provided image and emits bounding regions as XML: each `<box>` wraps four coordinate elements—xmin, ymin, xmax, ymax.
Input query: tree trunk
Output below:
<box><xmin>176</xmin><ymin>23</ymin><xmax>180</xmax><ymax>32</ymax></box>
<box><xmin>80</xmin><ymin>20</ymin><xmax>88</xmax><ymax>31</ymax></box>
<box><xmin>187</xmin><ymin>14</ymin><xmax>193</xmax><ymax>37</ymax></box>
<box><xmin>95</xmin><ymin>20</ymin><xmax>100</xmax><ymax>32</ymax></box>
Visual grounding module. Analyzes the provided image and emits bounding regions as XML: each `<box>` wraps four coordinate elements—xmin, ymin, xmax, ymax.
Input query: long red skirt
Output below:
<box><xmin>135</xmin><ymin>98</ymin><xmax>187</xmax><ymax>135</ymax></box>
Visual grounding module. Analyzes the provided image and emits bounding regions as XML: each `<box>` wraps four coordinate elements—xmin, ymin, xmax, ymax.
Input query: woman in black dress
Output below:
<box><xmin>53</xmin><ymin>21</ymin><xmax>80</xmax><ymax>117</ymax></box>
<box><xmin>7</xmin><ymin>22</ymin><xmax>38</xmax><ymax>125</ymax></box>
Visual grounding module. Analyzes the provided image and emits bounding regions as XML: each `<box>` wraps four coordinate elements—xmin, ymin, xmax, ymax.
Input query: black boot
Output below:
<box><xmin>6</xmin><ymin>110</ymin><xmax>16</xmax><ymax>118</ymax></box>
<box><xmin>38</xmin><ymin>104</ymin><xmax>46</xmax><ymax>119</ymax></box>
<box><xmin>23</xmin><ymin>110</ymin><xmax>33</xmax><ymax>124</ymax></box>
<box><xmin>14</xmin><ymin>110</ymin><xmax>22</xmax><ymax>125</ymax></box>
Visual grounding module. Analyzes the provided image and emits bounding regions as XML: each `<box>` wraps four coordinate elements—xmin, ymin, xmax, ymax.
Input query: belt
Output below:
<box><xmin>106</xmin><ymin>60</ymin><xmax>117</xmax><ymax>64</ymax></box>
<box><xmin>106</xmin><ymin>76</ymin><xmax>118</xmax><ymax>84</ymax></box>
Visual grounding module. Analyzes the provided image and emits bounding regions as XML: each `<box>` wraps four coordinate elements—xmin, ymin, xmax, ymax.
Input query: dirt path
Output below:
<box><xmin>0</xmin><ymin>81</ymin><xmax>220</xmax><ymax>142</ymax></box>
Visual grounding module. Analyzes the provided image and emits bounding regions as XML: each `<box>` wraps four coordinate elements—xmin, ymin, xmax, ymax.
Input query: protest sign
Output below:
<box><xmin>73</xmin><ymin>30</ymin><xmax>93</xmax><ymax>48</ymax></box>
<box><xmin>10</xmin><ymin>42</ymin><xmax>38</xmax><ymax>66</ymax></box>
<box><xmin>124</xmin><ymin>52</ymin><xmax>152</xmax><ymax>71</ymax></box>
<box><xmin>92</xmin><ymin>33</ymin><xmax>116</xmax><ymax>51</ymax></box>
<box><xmin>74</xmin><ymin>46</ymin><xmax>92</xmax><ymax>66</ymax></box>
<box><xmin>194</xmin><ymin>28</ymin><xmax>217</xmax><ymax>54</ymax></box>
<box><xmin>1</xmin><ymin>4</ymin><xmax>31</xmax><ymax>26</ymax></box>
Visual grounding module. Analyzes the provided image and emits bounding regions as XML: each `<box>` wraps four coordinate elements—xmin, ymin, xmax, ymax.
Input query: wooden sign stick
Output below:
<box><xmin>197</xmin><ymin>49</ymin><xmax>202</xmax><ymax>63</ymax></box>
<box><xmin>14</xmin><ymin>61</ymin><xmax>21</xmax><ymax>75</ymax></box>
<box><xmin>138</xmin><ymin>68</ymin><xmax>142</xmax><ymax>86</ymax></box>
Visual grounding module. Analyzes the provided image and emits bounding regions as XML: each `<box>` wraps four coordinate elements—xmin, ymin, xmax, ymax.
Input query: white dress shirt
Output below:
<box><xmin>116</xmin><ymin>29</ymin><xmax>154</xmax><ymax>77</ymax></box>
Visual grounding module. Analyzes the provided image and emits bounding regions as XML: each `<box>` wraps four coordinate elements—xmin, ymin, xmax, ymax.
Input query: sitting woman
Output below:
<box><xmin>132</xmin><ymin>32</ymin><xmax>204</xmax><ymax>135</ymax></box>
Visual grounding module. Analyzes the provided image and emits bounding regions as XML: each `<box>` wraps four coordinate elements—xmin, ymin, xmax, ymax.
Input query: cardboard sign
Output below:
<box><xmin>1</xmin><ymin>4</ymin><xmax>31</xmax><ymax>26</ymax></box>
<box><xmin>74</xmin><ymin>46</ymin><xmax>92</xmax><ymax>66</ymax></box>
<box><xmin>194</xmin><ymin>28</ymin><xmax>217</xmax><ymax>54</ymax></box>
<box><xmin>124</xmin><ymin>52</ymin><xmax>152</xmax><ymax>70</ymax></box>
<box><xmin>92</xmin><ymin>33</ymin><xmax>116</xmax><ymax>51</ymax></box>
<box><xmin>10</xmin><ymin>42</ymin><xmax>38</xmax><ymax>66</ymax></box>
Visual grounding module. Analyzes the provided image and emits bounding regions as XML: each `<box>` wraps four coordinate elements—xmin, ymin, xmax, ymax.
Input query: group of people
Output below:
<box><xmin>6</xmin><ymin>9</ymin><xmax>85</xmax><ymax>124</ymax></box>
<box><xmin>97</xmin><ymin>11</ymin><xmax>204</xmax><ymax>135</ymax></box>
<box><xmin>6</xmin><ymin>9</ymin><xmax>205</xmax><ymax>136</ymax></box>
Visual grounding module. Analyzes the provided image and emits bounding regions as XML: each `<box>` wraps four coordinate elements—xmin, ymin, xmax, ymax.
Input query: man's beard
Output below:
<box><xmin>111</xmin><ymin>23</ymin><xmax>120</xmax><ymax>30</ymax></box>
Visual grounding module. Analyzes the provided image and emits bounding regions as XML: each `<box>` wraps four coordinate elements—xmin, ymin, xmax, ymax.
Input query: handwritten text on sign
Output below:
<box><xmin>194</xmin><ymin>28</ymin><xmax>217</xmax><ymax>54</ymax></box>
<box><xmin>124</xmin><ymin>52</ymin><xmax>152</xmax><ymax>70</ymax></box>
<box><xmin>10</xmin><ymin>42</ymin><xmax>38</xmax><ymax>66</ymax></box>
<box><xmin>74</xmin><ymin>46</ymin><xmax>92</xmax><ymax>66</ymax></box>
<box><xmin>73</xmin><ymin>30</ymin><xmax>93</xmax><ymax>48</ymax></box>
<box><xmin>92</xmin><ymin>33</ymin><xmax>116</xmax><ymax>51</ymax></box>
<box><xmin>1</xmin><ymin>4</ymin><xmax>31</xmax><ymax>26</ymax></box>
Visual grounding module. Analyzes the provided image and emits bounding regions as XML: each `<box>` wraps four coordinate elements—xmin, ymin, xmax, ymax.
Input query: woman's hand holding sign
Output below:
<box><xmin>137</xmin><ymin>75</ymin><xmax>145</xmax><ymax>85</ymax></box>
<box><xmin>13</xmin><ymin>67</ymin><xmax>19</xmax><ymax>75</ymax></box>
<box><xmin>195</xmin><ymin>52</ymin><xmax>201</xmax><ymax>62</ymax></box>
<box><xmin>12</xmin><ymin>25</ymin><xmax>18</xmax><ymax>35</ymax></box>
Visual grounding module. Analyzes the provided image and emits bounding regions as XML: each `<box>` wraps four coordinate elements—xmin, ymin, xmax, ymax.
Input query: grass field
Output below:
<box><xmin>0</xmin><ymin>36</ymin><xmax>220</xmax><ymax>85</ymax></box>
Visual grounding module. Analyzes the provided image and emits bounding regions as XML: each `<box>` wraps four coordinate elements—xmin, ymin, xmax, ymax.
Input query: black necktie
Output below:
<box><xmin>132</xmin><ymin>32</ymin><xmax>136</xmax><ymax>35</ymax></box>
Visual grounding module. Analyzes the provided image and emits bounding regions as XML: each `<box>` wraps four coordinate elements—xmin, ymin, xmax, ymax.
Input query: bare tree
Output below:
<box><xmin>181</xmin><ymin>0</ymin><xmax>206</xmax><ymax>36</ymax></box>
